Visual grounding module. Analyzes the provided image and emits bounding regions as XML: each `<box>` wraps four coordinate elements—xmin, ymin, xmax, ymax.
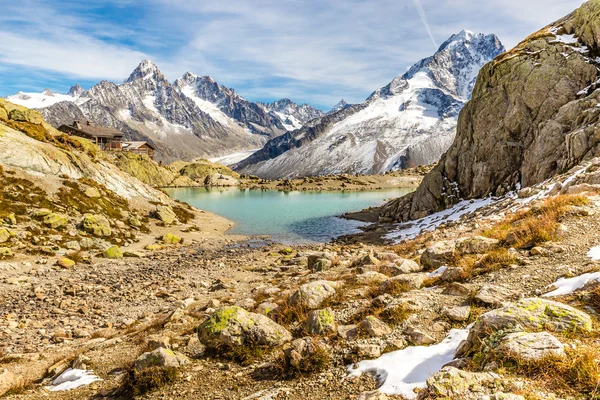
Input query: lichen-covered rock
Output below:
<box><xmin>57</xmin><ymin>258</ymin><xmax>76</xmax><ymax>268</ymax></box>
<box><xmin>82</xmin><ymin>214</ymin><xmax>112</xmax><ymax>237</ymax></box>
<box><xmin>358</xmin><ymin>316</ymin><xmax>392</xmax><ymax>337</ymax></box>
<box><xmin>0</xmin><ymin>228</ymin><xmax>11</xmax><ymax>243</ymax></box>
<box><xmin>456</xmin><ymin>236</ymin><xmax>499</xmax><ymax>254</ymax></box>
<box><xmin>162</xmin><ymin>233</ymin><xmax>182</xmax><ymax>244</ymax></box>
<box><xmin>0</xmin><ymin>248</ymin><xmax>13</xmax><ymax>258</ymax></box>
<box><xmin>154</xmin><ymin>206</ymin><xmax>177</xmax><ymax>225</ymax></box>
<box><xmin>421</xmin><ymin>366</ymin><xmax>502</xmax><ymax>400</ymax></box>
<box><xmin>289</xmin><ymin>280</ymin><xmax>340</xmax><ymax>309</ymax></box>
<box><xmin>133</xmin><ymin>348</ymin><xmax>188</xmax><ymax>372</ymax></box>
<box><xmin>84</xmin><ymin>187</ymin><xmax>101</xmax><ymax>198</ymax></box>
<box><xmin>304</xmin><ymin>308</ymin><xmax>336</xmax><ymax>335</ymax></box>
<box><xmin>198</xmin><ymin>306</ymin><xmax>291</xmax><ymax>349</ymax></box>
<box><xmin>497</xmin><ymin>332</ymin><xmax>565</xmax><ymax>361</ymax></box>
<box><xmin>103</xmin><ymin>245</ymin><xmax>122</xmax><ymax>259</ymax></box>
<box><xmin>42</xmin><ymin>213</ymin><xmax>68</xmax><ymax>229</ymax></box>
<box><xmin>420</xmin><ymin>241</ymin><xmax>456</xmax><ymax>269</ymax></box>
<box><xmin>459</xmin><ymin>298</ymin><xmax>592</xmax><ymax>357</ymax></box>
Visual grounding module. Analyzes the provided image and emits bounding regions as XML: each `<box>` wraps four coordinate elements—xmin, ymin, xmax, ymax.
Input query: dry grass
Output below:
<box><xmin>274</xmin><ymin>344</ymin><xmax>331</xmax><ymax>377</ymax></box>
<box><xmin>379</xmin><ymin>303</ymin><xmax>412</xmax><ymax>326</ymax></box>
<box><xmin>125</xmin><ymin>366</ymin><xmax>178</xmax><ymax>396</ymax></box>
<box><xmin>484</xmin><ymin>194</ymin><xmax>589</xmax><ymax>249</ymax></box>
<box><xmin>271</xmin><ymin>296</ymin><xmax>309</xmax><ymax>328</ymax></box>
<box><xmin>494</xmin><ymin>345</ymin><xmax>600</xmax><ymax>398</ymax></box>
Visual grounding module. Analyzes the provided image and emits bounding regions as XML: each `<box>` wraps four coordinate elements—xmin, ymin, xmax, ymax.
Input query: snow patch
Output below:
<box><xmin>46</xmin><ymin>368</ymin><xmax>102</xmax><ymax>391</ymax></box>
<box><xmin>588</xmin><ymin>246</ymin><xmax>600</xmax><ymax>261</ymax></box>
<box><xmin>347</xmin><ymin>329</ymin><xmax>469</xmax><ymax>399</ymax></box>
<box><xmin>7</xmin><ymin>91</ymin><xmax>80</xmax><ymax>109</ymax></box>
<box><xmin>386</xmin><ymin>197</ymin><xmax>496</xmax><ymax>243</ymax></box>
<box><xmin>180</xmin><ymin>85</ymin><xmax>233</xmax><ymax>127</ymax></box>
<box><xmin>428</xmin><ymin>266</ymin><xmax>448</xmax><ymax>278</ymax></box>
<box><xmin>543</xmin><ymin>271</ymin><xmax>600</xmax><ymax>297</ymax></box>
<box><xmin>210</xmin><ymin>149</ymin><xmax>260</xmax><ymax>166</ymax></box>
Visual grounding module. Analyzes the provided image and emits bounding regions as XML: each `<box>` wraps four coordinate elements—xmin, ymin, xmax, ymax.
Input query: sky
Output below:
<box><xmin>0</xmin><ymin>0</ymin><xmax>586</xmax><ymax>110</ymax></box>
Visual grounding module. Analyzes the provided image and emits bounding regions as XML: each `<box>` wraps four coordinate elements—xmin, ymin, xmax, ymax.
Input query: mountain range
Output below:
<box><xmin>7</xmin><ymin>61</ymin><xmax>324</xmax><ymax>162</ymax></box>
<box><xmin>234</xmin><ymin>30</ymin><xmax>505</xmax><ymax>178</ymax></box>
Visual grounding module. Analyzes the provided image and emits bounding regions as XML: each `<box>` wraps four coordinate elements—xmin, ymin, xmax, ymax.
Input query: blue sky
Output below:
<box><xmin>0</xmin><ymin>0</ymin><xmax>585</xmax><ymax>110</ymax></box>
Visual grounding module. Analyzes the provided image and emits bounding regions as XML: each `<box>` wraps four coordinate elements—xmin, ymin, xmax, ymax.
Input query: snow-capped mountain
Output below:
<box><xmin>328</xmin><ymin>99</ymin><xmax>350</xmax><ymax>114</ymax></box>
<box><xmin>173</xmin><ymin>72</ymin><xmax>285</xmax><ymax>137</ymax></box>
<box><xmin>6</xmin><ymin>61</ymin><xmax>303</xmax><ymax>162</ymax></box>
<box><xmin>234</xmin><ymin>31</ymin><xmax>505</xmax><ymax>178</ymax></box>
<box><xmin>258</xmin><ymin>99</ymin><xmax>324</xmax><ymax>131</ymax></box>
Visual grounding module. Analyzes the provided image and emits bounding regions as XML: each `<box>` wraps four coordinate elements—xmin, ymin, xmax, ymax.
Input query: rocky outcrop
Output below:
<box><xmin>382</xmin><ymin>1</ymin><xmax>600</xmax><ymax>221</ymax></box>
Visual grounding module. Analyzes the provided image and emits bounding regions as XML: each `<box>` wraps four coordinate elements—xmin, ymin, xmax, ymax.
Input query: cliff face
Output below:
<box><xmin>382</xmin><ymin>0</ymin><xmax>600</xmax><ymax>221</ymax></box>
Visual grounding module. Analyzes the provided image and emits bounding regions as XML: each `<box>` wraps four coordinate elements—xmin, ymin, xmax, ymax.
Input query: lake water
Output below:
<box><xmin>165</xmin><ymin>187</ymin><xmax>413</xmax><ymax>244</ymax></box>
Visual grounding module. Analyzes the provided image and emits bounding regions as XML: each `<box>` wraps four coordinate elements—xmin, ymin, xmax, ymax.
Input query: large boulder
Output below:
<box><xmin>198</xmin><ymin>306</ymin><xmax>291</xmax><ymax>348</ymax></box>
<box><xmin>456</xmin><ymin>236</ymin><xmax>499</xmax><ymax>255</ymax></box>
<box><xmin>82</xmin><ymin>214</ymin><xmax>112</xmax><ymax>237</ymax></box>
<box><xmin>422</xmin><ymin>367</ymin><xmax>503</xmax><ymax>400</ymax></box>
<box><xmin>289</xmin><ymin>280</ymin><xmax>340</xmax><ymax>309</ymax></box>
<box><xmin>379</xmin><ymin>258</ymin><xmax>422</xmax><ymax>276</ymax></box>
<box><xmin>459</xmin><ymin>298</ymin><xmax>592</xmax><ymax>356</ymax></box>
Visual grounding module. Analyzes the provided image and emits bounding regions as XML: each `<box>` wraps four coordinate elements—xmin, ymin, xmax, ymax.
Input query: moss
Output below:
<box><xmin>161</xmin><ymin>233</ymin><xmax>182</xmax><ymax>244</ymax></box>
<box><xmin>104</xmin><ymin>245</ymin><xmax>123</xmax><ymax>259</ymax></box>
<box><xmin>200</xmin><ymin>306</ymin><xmax>243</xmax><ymax>335</ymax></box>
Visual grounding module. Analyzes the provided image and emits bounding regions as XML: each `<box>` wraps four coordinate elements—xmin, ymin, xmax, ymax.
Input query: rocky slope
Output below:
<box><xmin>0</xmin><ymin>99</ymin><xmax>232</xmax><ymax>262</ymax></box>
<box><xmin>234</xmin><ymin>31</ymin><xmax>505</xmax><ymax>179</ymax></box>
<box><xmin>381</xmin><ymin>0</ymin><xmax>600</xmax><ymax>222</ymax></box>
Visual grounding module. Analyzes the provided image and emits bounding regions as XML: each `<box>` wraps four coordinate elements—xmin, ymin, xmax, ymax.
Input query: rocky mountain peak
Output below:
<box><xmin>68</xmin><ymin>84</ymin><xmax>85</xmax><ymax>97</ymax></box>
<box><xmin>329</xmin><ymin>99</ymin><xmax>349</xmax><ymax>114</ymax></box>
<box><xmin>126</xmin><ymin>60</ymin><xmax>165</xmax><ymax>83</ymax></box>
<box><xmin>42</xmin><ymin>89</ymin><xmax>54</xmax><ymax>97</ymax></box>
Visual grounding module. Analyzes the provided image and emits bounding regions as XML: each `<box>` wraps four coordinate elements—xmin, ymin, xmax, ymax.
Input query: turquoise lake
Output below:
<box><xmin>164</xmin><ymin>187</ymin><xmax>413</xmax><ymax>244</ymax></box>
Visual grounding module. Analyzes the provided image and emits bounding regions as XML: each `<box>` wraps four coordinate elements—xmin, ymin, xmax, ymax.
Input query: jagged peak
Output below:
<box><xmin>126</xmin><ymin>60</ymin><xmax>164</xmax><ymax>83</ymax></box>
<box><xmin>42</xmin><ymin>89</ymin><xmax>54</xmax><ymax>97</ymax></box>
<box><xmin>68</xmin><ymin>84</ymin><xmax>84</xmax><ymax>97</ymax></box>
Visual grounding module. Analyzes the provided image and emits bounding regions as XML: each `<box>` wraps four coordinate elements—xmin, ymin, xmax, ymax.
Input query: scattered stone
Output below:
<box><xmin>355</xmin><ymin>254</ymin><xmax>379</xmax><ymax>267</ymax></box>
<box><xmin>497</xmin><ymin>332</ymin><xmax>565</xmax><ymax>361</ymax></box>
<box><xmin>424</xmin><ymin>367</ymin><xmax>501</xmax><ymax>399</ymax></box>
<box><xmin>162</xmin><ymin>233</ymin><xmax>182</xmax><ymax>244</ymax></box>
<box><xmin>442</xmin><ymin>282</ymin><xmax>472</xmax><ymax>297</ymax></box>
<box><xmin>337</xmin><ymin>325</ymin><xmax>358</xmax><ymax>340</ymax></box>
<box><xmin>356</xmin><ymin>271</ymin><xmax>389</xmax><ymax>285</ymax></box>
<box><xmin>378</xmin><ymin>273</ymin><xmax>426</xmax><ymax>294</ymax></box>
<box><xmin>56</xmin><ymin>257</ymin><xmax>76</xmax><ymax>268</ymax></box>
<box><xmin>530</xmin><ymin>247</ymin><xmax>547</xmax><ymax>256</ymax></box>
<box><xmin>145</xmin><ymin>335</ymin><xmax>171</xmax><ymax>351</ymax></box>
<box><xmin>381</xmin><ymin>258</ymin><xmax>422</xmax><ymax>276</ymax></box>
<box><xmin>0</xmin><ymin>368</ymin><xmax>22</xmax><ymax>397</ymax></box>
<box><xmin>358</xmin><ymin>316</ymin><xmax>392</xmax><ymax>337</ymax></box>
<box><xmin>456</xmin><ymin>236</ymin><xmax>499</xmax><ymax>255</ymax></box>
<box><xmin>103</xmin><ymin>245</ymin><xmax>122</xmax><ymax>259</ymax></box>
<box><xmin>134</xmin><ymin>347</ymin><xmax>189</xmax><ymax>372</ymax></box>
<box><xmin>289</xmin><ymin>280</ymin><xmax>340</xmax><ymax>309</ymax></box>
<box><xmin>154</xmin><ymin>206</ymin><xmax>177</xmax><ymax>225</ymax></box>
<box><xmin>256</xmin><ymin>302</ymin><xmax>278</xmax><ymax>316</ymax></box>
<box><xmin>355</xmin><ymin>344</ymin><xmax>381</xmax><ymax>359</ymax></box>
<box><xmin>443</xmin><ymin>305</ymin><xmax>471</xmax><ymax>322</ymax></box>
<box><xmin>474</xmin><ymin>285</ymin><xmax>515</xmax><ymax>306</ymax></box>
<box><xmin>440</xmin><ymin>267</ymin><xmax>465</xmax><ymax>282</ymax></box>
<box><xmin>82</xmin><ymin>214</ymin><xmax>112</xmax><ymax>237</ymax></box>
<box><xmin>304</xmin><ymin>308</ymin><xmax>336</xmax><ymax>335</ymax></box>
<box><xmin>421</xmin><ymin>240</ymin><xmax>456</xmax><ymax>269</ymax></box>
<box><xmin>123</xmin><ymin>251</ymin><xmax>143</xmax><ymax>258</ymax></box>
<box><xmin>405</xmin><ymin>328</ymin><xmax>435</xmax><ymax>345</ymax></box>
<box><xmin>42</xmin><ymin>213</ymin><xmax>68</xmax><ymax>229</ymax></box>
<box><xmin>198</xmin><ymin>306</ymin><xmax>292</xmax><ymax>349</ymax></box>
<box><xmin>0</xmin><ymin>229</ymin><xmax>11</xmax><ymax>243</ymax></box>
<box><xmin>84</xmin><ymin>187</ymin><xmax>101</xmax><ymax>198</ymax></box>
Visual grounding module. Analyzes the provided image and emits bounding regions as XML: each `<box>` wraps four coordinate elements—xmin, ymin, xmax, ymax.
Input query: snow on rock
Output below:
<box><xmin>7</xmin><ymin>90</ymin><xmax>83</xmax><ymax>109</ymax></box>
<box><xmin>427</xmin><ymin>266</ymin><xmax>448</xmax><ymax>278</ymax></box>
<box><xmin>543</xmin><ymin>271</ymin><xmax>600</xmax><ymax>297</ymax></box>
<box><xmin>386</xmin><ymin>197</ymin><xmax>496</xmax><ymax>243</ymax></box>
<box><xmin>46</xmin><ymin>368</ymin><xmax>102</xmax><ymax>392</ymax></box>
<box><xmin>588</xmin><ymin>246</ymin><xmax>600</xmax><ymax>261</ymax></box>
<box><xmin>347</xmin><ymin>329</ymin><xmax>469</xmax><ymax>399</ymax></box>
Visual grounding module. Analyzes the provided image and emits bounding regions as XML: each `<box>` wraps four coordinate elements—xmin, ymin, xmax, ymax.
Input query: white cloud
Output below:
<box><xmin>0</xmin><ymin>0</ymin><xmax>587</xmax><ymax>108</ymax></box>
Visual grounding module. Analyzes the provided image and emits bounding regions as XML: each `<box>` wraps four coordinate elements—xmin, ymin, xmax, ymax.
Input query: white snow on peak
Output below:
<box><xmin>7</xmin><ymin>90</ymin><xmax>82</xmax><ymax>109</ymax></box>
<box><xmin>347</xmin><ymin>328</ymin><xmax>469</xmax><ymax>398</ymax></box>
<box><xmin>46</xmin><ymin>368</ymin><xmax>102</xmax><ymax>392</ymax></box>
<box><xmin>179</xmin><ymin>84</ymin><xmax>233</xmax><ymax>126</ymax></box>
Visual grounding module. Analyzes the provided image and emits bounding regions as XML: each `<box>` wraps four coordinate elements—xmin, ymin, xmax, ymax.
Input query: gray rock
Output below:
<box><xmin>442</xmin><ymin>282</ymin><xmax>472</xmax><ymax>297</ymax></box>
<box><xmin>304</xmin><ymin>308</ymin><xmax>336</xmax><ymax>335</ymax></box>
<box><xmin>133</xmin><ymin>348</ymin><xmax>188</xmax><ymax>371</ymax></box>
<box><xmin>443</xmin><ymin>305</ymin><xmax>471</xmax><ymax>322</ymax></box>
<box><xmin>197</xmin><ymin>306</ymin><xmax>292</xmax><ymax>349</ymax></box>
<box><xmin>456</xmin><ymin>236</ymin><xmax>499</xmax><ymax>254</ymax></box>
<box><xmin>356</xmin><ymin>271</ymin><xmax>389</xmax><ymax>285</ymax></box>
<box><xmin>0</xmin><ymin>368</ymin><xmax>22</xmax><ymax>397</ymax></box>
<box><xmin>424</xmin><ymin>366</ymin><xmax>501</xmax><ymax>399</ymax></box>
<box><xmin>378</xmin><ymin>273</ymin><xmax>426</xmax><ymax>294</ymax></box>
<box><xmin>380</xmin><ymin>258</ymin><xmax>422</xmax><ymax>276</ymax></box>
<box><xmin>497</xmin><ymin>332</ymin><xmax>565</xmax><ymax>361</ymax></box>
<box><xmin>359</xmin><ymin>316</ymin><xmax>393</xmax><ymax>337</ymax></box>
<box><xmin>405</xmin><ymin>328</ymin><xmax>435</xmax><ymax>345</ymax></box>
<box><xmin>355</xmin><ymin>344</ymin><xmax>381</xmax><ymax>359</ymax></box>
<box><xmin>421</xmin><ymin>240</ymin><xmax>456</xmax><ymax>269</ymax></box>
<box><xmin>337</xmin><ymin>325</ymin><xmax>358</xmax><ymax>340</ymax></box>
<box><xmin>474</xmin><ymin>285</ymin><xmax>516</xmax><ymax>306</ymax></box>
<box><xmin>282</xmin><ymin>337</ymin><xmax>327</xmax><ymax>369</ymax></box>
<box><xmin>289</xmin><ymin>280</ymin><xmax>340</xmax><ymax>309</ymax></box>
